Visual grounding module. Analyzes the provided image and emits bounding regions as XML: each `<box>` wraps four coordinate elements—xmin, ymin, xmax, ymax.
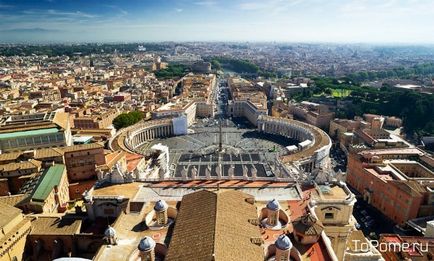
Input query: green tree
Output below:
<box><xmin>210</xmin><ymin>59</ymin><xmax>222</xmax><ymax>70</ymax></box>
<box><xmin>154</xmin><ymin>64</ymin><xmax>190</xmax><ymax>79</ymax></box>
<box><xmin>113</xmin><ymin>111</ymin><xmax>144</xmax><ymax>130</ymax></box>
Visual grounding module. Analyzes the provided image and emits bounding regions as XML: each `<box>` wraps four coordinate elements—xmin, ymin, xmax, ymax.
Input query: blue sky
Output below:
<box><xmin>1</xmin><ymin>0</ymin><xmax>434</xmax><ymax>43</ymax></box>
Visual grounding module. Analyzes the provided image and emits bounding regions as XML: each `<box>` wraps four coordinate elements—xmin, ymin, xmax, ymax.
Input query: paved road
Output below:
<box><xmin>215</xmin><ymin>77</ymin><xmax>229</xmax><ymax>120</ymax></box>
<box><xmin>349</xmin><ymin>187</ymin><xmax>400</xmax><ymax>239</ymax></box>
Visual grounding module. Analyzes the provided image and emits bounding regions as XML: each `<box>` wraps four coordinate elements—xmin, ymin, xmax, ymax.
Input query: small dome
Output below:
<box><xmin>104</xmin><ymin>226</ymin><xmax>116</xmax><ymax>237</ymax></box>
<box><xmin>275</xmin><ymin>234</ymin><xmax>292</xmax><ymax>250</ymax></box>
<box><xmin>266</xmin><ymin>199</ymin><xmax>280</xmax><ymax>211</ymax></box>
<box><xmin>138</xmin><ymin>236</ymin><xmax>156</xmax><ymax>251</ymax></box>
<box><xmin>154</xmin><ymin>199</ymin><xmax>168</xmax><ymax>212</ymax></box>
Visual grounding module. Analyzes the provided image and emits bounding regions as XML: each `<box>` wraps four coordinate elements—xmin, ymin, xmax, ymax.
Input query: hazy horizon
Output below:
<box><xmin>1</xmin><ymin>0</ymin><xmax>434</xmax><ymax>44</ymax></box>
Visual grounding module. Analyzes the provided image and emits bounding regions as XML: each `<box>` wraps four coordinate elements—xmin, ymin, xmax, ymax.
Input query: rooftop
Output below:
<box><xmin>360</xmin><ymin>147</ymin><xmax>425</xmax><ymax>158</ymax></box>
<box><xmin>0</xmin><ymin>120</ymin><xmax>59</xmax><ymax>133</ymax></box>
<box><xmin>165</xmin><ymin>190</ymin><xmax>264</xmax><ymax>261</ymax></box>
<box><xmin>0</xmin><ymin>159</ymin><xmax>41</xmax><ymax>173</ymax></box>
<box><xmin>93</xmin><ymin>182</ymin><xmax>141</xmax><ymax>199</ymax></box>
<box><xmin>0</xmin><ymin>151</ymin><xmax>22</xmax><ymax>162</ymax></box>
<box><xmin>0</xmin><ymin>127</ymin><xmax>59</xmax><ymax>140</ymax></box>
<box><xmin>34</xmin><ymin>147</ymin><xmax>64</xmax><ymax>159</ymax></box>
<box><xmin>315</xmin><ymin>184</ymin><xmax>349</xmax><ymax>200</ymax></box>
<box><xmin>0</xmin><ymin>194</ymin><xmax>29</xmax><ymax>207</ymax></box>
<box><xmin>31</xmin><ymin>164</ymin><xmax>65</xmax><ymax>202</ymax></box>
<box><xmin>61</xmin><ymin>142</ymin><xmax>104</xmax><ymax>153</ymax></box>
<box><xmin>29</xmin><ymin>216</ymin><xmax>82</xmax><ymax>235</ymax></box>
<box><xmin>0</xmin><ymin>201</ymin><xmax>22</xmax><ymax>229</ymax></box>
<box><xmin>94</xmin><ymin>203</ymin><xmax>167</xmax><ymax>261</ymax></box>
<box><xmin>133</xmin><ymin>181</ymin><xmax>302</xmax><ymax>202</ymax></box>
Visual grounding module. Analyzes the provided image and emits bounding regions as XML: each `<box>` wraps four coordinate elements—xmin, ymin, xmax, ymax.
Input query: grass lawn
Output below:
<box><xmin>332</xmin><ymin>89</ymin><xmax>352</xmax><ymax>97</ymax></box>
<box><xmin>312</xmin><ymin>89</ymin><xmax>352</xmax><ymax>98</ymax></box>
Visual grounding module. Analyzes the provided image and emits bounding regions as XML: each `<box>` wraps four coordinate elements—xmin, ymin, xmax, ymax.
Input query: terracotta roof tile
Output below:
<box><xmin>165</xmin><ymin>190</ymin><xmax>264</xmax><ymax>261</ymax></box>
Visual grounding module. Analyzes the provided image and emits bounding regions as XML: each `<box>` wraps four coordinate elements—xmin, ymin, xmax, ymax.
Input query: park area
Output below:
<box><xmin>331</xmin><ymin>89</ymin><xmax>352</xmax><ymax>97</ymax></box>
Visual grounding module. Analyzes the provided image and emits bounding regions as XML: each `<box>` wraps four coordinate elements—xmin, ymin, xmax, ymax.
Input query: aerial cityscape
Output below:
<box><xmin>1</xmin><ymin>1</ymin><xmax>434</xmax><ymax>261</ymax></box>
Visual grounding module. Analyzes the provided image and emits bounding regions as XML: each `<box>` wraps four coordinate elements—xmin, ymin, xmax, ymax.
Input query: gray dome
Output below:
<box><xmin>275</xmin><ymin>234</ymin><xmax>292</xmax><ymax>250</ymax></box>
<box><xmin>154</xmin><ymin>199</ymin><xmax>168</xmax><ymax>212</ymax></box>
<box><xmin>104</xmin><ymin>226</ymin><xmax>116</xmax><ymax>237</ymax></box>
<box><xmin>266</xmin><ymin>199</ymin><xmax>280</xmax><ymax>211</ymax></box>
<box><xmin>138</xmin><ymin>236</ymin><xmax>156</xmax><ymax>251</ymax></box>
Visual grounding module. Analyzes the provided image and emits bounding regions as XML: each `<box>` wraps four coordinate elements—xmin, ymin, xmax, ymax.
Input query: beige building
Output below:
<box><xmin>27</xmin><ymin>216</ymin><xmax>85</xmax><ymax>260</ymax></box>
<box><xmin>181</xmin><ymin>73</ymin><xmax>216</xmax><ymax>118</ymax></box>
<box><xmin>152</xmin><ymin>74</ymin><xmax>216</xmax><ymax>125</ymax></box>
<box><xmin>227</xmin><ymin>77</ymin><xmax>268</xmax><ymax>126</ymax></box>
<box><xmin>310</xmin><ymin>182</ymin><xmax>384</xmax><ymax>261</ymax></box>
<box><xmin>0</xmin><ymin>111</ymin><xmax>72</xmax><ymax>153</ymax></box>
<box><xmin>0</xmin><ymin>202</ymin><xmax>31</xmax><ymax>261</ymax></box>
<box><xmin>28</xmin><ymin>164</ymin><xmax>69</xmax><ymax>214</ymax></box>
<box><xmin>73</xmin><ymin>109</ymin><xmax>120</xmax><ymax>129</ymax></box>
<box><xmin>289</xmin><ymin>101</ymin><xmax>335</xmax><ymax>131</ymax></box>
<box><xmin>329</xmin><ymin>119</ymin><xmax>365</xmax><ymax>140</ymax></box>
<box><xmin>355</xmin><ymin>118</ymin><xmax>407</xmax><ymax>149</ymax></box>
<box><xmin>62</xmin><ymin>143</ymin><xmax>106</xmax><ymax>182</ymax></box>
<box><xmin>0</xmin><ymin>160</ymin><xmax>42</xmax><ymax>196</ymax></box>
<box><xmin>152</xmin><ymin>101</ymin><xmax>196</xmax><ymax>126</ymax></box>
<box><xmin>62</xmin><ymin>143</ymin><xmax>106</xmax><ymax>199</ymax></box>
<box><xmin>330</xmin><ymin>117</ymin><xmax>407</xmax><ymax>152</ymax></box>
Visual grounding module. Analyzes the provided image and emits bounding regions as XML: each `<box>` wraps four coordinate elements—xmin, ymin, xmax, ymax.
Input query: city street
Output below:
<box><xmin>350</xmin><ymin>189</ymin><xmax>400</xmax><ymax>240</ymax></box>
<box><xmin>329</xmin><ymin>144</ymin><xmax>347</xmax><ymax>172</ymax></box>
<box><xmin>215</xmin><ymin>77</ymin><xmax>229</xmax><ymax>120</ymax></box>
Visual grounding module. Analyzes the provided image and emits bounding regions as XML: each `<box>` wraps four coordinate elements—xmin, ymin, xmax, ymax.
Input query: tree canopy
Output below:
<box><xmin>293</xmin><ymin>77</ymin><xmax>434</xmax><ymax>137</ymax></box>
<box><xmin>210</xmin><ymin>57</ymin><xmax>259</xmax><ymax>74</ymax></box>
<box><xmin>0</xmin><ymin>43</ymin><xmax>167</xmax><ymax>57</ymax></box>
<box><xmin>154</xmin><ymin>64</ymin><xmax>190</xmax><ymax>79</ymax></box>
<box><xmin>112</xmin><ymin>111</ymin><xmax>144</xmax><ymax>130</ymax></box>
<box><xmin>347</xmin><ymin>63</ymin><xmax>434</xmax><ymax>83</ymax></box>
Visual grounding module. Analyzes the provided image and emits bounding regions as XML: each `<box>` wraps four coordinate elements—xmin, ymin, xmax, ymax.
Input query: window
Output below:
<box><xmin>325</xmin><ymin>213</ymin><xmax>334</xmax><ymax>219</ymax></box>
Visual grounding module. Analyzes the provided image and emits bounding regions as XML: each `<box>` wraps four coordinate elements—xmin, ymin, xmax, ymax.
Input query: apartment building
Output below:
<box><xmin>28</xmin><ymin>164</ymin><xmax>69</xmax><ymax>213</ymax></box>
<box><xmin>73</xmin><ymin>109</ymin><xmax>120</xmax><ymax>129</ymax></box>
<box><xmin>62</xmin><ymin>143</ymin><xmax>106</xmax><ymax>199</ymax></box>
<box><xmin>347</xmin><ymin>148</ymin><xmax>434</xmax><ymax>224</ymax></box>
<box><xmin>227</xmin><ymin>77</ymin><xmax>268</xmax><ymax>126</ymax></box>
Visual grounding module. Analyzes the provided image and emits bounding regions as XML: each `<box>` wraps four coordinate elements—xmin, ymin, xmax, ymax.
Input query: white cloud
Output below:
<box><xmin>22</xmin><ymin>9</ymin><xmax>98</xmax><ymax>19</ymax></box>
<box><xmin>0</xmin><ymin>4</ymin><xmax>13</xmax><ymax>8</ymax></box>
<box><xmin>2</xmin><ymin>0</ymin><xmax>434</xmax><ymax>43</ymax></box>
<box><xmin>194</xmin><ymin>1</ymin><xmax>217</xmax><ymax>6</ymax></box>
<box><xmin>238</xmin><ymin>0</ymin><xmax>305</xmax><ymax>14</ymax></box>
<box><xmin>104</xmin><ymin>5</ymin><xmax>128</xmax><ymax>16</ymax></box>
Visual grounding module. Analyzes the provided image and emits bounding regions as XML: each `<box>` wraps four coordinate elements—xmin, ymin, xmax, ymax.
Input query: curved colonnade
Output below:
<box><xmin>257</xmin><ymin>115</ymin><xmax>332</xmax><ymax>172</ymax></box>
<box><xmin>109</xmin><ymin>119</ymin><xmax>174</xmax><ymax>153</ymax></box>
<box><xmin>110</xmin><ymin>115</ymin><xmax>332</xmax><ymax>177</ymax></box>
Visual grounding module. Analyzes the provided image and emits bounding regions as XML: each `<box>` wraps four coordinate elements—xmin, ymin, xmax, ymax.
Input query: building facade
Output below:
<box><xmin>0</xmin><ymin>112</ymin><xmax>72</xmax><ymax>153</ymax></box>
<box><xmin>63</xmin><ymin>143</ymin><xmax>106</xmax><ymax>182</ymax></box>
<box><xmin>73</xmin><ymin>109</ymin><xmax>120</xmax><ymax>129</ymax></box>
<box><xmin>347</xmin><ymin>148</ymin><xmax>434</xmax><ymax>224</ymax></box>
<box><xmin>227</xmin><ymin>77</ymin><xmax>268</xmax><ymax>126</ymax></box>
<box><xmin>28</xmin><ymin>164</ymin><xmax>69</xmax><ymax>213</ymax></box>
<box><xmin>0</xmin><ymin>202</ymin><xmax>32</xmax><ymax>261</ymax></box>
